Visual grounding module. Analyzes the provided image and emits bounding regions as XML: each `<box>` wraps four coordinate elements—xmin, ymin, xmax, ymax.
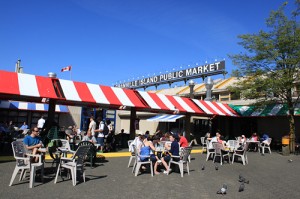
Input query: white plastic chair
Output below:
<box><xmin>58</xmin><ymin>139</ymin><xmax>76</xmax><ymax>157</ymax></box>
<box><xmin>9</xmin><ymin>141</ymin><xmax>44</xmax><ymax>188</ymax></box>
<box><xmin>206</xmin><ymin>140</ymin><xmax>215</xmax><ymax>161</ymax></box>
<box><xmin>131</xmin><ymin>145</ymin><xmax>153</xmax><ymax>177</ymax></box>
<box><xmin>259</xmin><ymin>138</ymin><xmax>272</xmax><ymax>154</ymax></box>
<box><xmin>212</xmin><ymin>143</ymin><xmax>229</xmax><ymax>165</ymax></box>
<box><xmin>167</xmin><ymin>146</ymin><xmax>192</xmax><ymax>177</ymax></box>
<box><xmin>200</xmin><ymin>137</ymin><xmax>207</xmax><ymax>153</ymax></box>
<box><xmin>127</xmin><ymin>140</ymin><xmax>135</xmax><ymax>167</ymax></box>
<box><xmin>54</xmin><ymin>145</ymin><xmax>90</xmax><ymax>186</ymax></box>
<box><xmin>232</xmin><ymin>142</ymin><xmax>249</xmax><ymax>165</ymax></box>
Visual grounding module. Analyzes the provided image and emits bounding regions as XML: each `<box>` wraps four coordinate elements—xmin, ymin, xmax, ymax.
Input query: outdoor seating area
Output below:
<box><xmin>3</xmin><ymin>144</ymin><xmax>300</xmax><ymax>198</ymax></box>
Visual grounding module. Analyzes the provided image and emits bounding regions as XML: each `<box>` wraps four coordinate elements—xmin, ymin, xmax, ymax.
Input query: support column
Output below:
<box><xmin>185</xmin><ymin>113</ymin><xmax>191</xmax><ymax>142</ymax></box>
<box><xmin>41</xmin><ymin>99</ymin><xmax>56</xmax><ymax>144</ymax></box>
<box><xmin>129</xmin><ymin>108</ymin><xmax>137</xmax><ymax>140</ymax></box>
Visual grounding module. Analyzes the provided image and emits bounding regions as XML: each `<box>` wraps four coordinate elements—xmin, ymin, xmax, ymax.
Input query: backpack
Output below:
<box><xmin>103</xmin><ymin>124</ymin><xmax>109</xmax><ymax>136</ymax></box>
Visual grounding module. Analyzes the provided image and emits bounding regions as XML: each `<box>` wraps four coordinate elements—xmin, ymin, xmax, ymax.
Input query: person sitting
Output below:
<box><xmin>251</xmin><ymin>132</ymin><xmax>259</xmax><ymax>141</ymax></box>
<box><xmin>208</xmin><ymin>132</ymin><xmax>221</xmax><ymax>149</ymax></box>
<box><xmin>19</xmin><ymin>122</ymin><xmax>28</xmax><ymax>131</ymax></box>
<box><xmin>138</xmin><ymin>135</ymin><xmax>158</xmax><ymax>171</ymax></box>
<box><xmin>82</xmin><ymin>131</ymin><xmax>97</xmax><ymax>144</ymax></box>
<box><xmin>23</xmin><ymin>127</ymin><xmax>43</xmax><ymax>162</ymax></box>
<box><xmin>178</xmin><ymin>132</ymin><xmax>188</xmax><ymax>148</ymax></box>
<box><xmin>261</xmin><ymin>133</ymin><xmax>270</xmax><ymax>144</ymax></box>
<box><xmin>204</xmin><ymin>132</ymin><xmax>211</xmax><ymax>142</ymax></box>
<box><xmin>158</xmin><ymin>134</ymin><xmax>179</xmax><ymax>174</ymax></box>
<box><xmin>160</xmin><ymin>132</ymin><xmax>170</xmax><ymax>141</ymax></box>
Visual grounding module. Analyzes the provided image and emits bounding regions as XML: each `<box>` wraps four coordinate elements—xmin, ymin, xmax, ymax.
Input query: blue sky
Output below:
<box><xmin>0</xmin><ymin>0</ymin><xmax>296</xmax><ymax>90</ymax></box>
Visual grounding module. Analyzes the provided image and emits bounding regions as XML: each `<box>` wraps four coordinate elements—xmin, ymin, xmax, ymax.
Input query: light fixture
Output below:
<box><xmin>204</xmin><ymin>77</ymin><xmax>214</xmax><ymax>101</ymax></box>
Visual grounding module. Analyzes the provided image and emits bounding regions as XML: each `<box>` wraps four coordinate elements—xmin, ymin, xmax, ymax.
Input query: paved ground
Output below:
<box><xmin>1</xmin><ymin>148</ymin><xmax>300</xmax><ymax>199</ymax></box>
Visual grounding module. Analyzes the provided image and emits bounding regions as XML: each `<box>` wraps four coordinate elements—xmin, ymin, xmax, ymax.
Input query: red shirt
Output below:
<box><xmin>179</xmin><ymin>136</ymin><xmax>188</xmax><ymax>147</ymax></box>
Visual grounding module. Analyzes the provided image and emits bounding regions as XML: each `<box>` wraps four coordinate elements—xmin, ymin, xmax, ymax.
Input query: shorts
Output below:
<box><xmin>97</xmin><ymin>137</ymin><xmax>104</xmax><ymax>146</ymax></box>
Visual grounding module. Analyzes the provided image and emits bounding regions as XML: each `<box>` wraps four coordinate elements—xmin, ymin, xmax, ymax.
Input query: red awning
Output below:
<box><xmin>0</xmin><ymin>70</ymin><xmax>58</xmax><ymax>100</ymax></box>
<box><xmin>137</xmin><ymin>91</ymin><xmax>204</xmax><ymax>114</ymax></box>
<box><xmin>58</xmin><ymin>79</ymin><xmax>147</xmax><ymax>109</ymax></box>
<box><xmin>192</xmin><ymin>99</ymin><xmax>238</xmax><ymax>116</ymax></box>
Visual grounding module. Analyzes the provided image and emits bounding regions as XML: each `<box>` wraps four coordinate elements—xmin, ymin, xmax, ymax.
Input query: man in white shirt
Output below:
<box><xmin>88</xmin><ymin>116</ymin><xmax>96</xmax><ymax>137</ymax></box>
<box><xmin>37</xmin><ymin>116</ymin><xmax>45</xmax><ymax>131</ymax></box>
<box><xmin>94</xmin><ymin>118</ymin><xmax>105</xmax><ymax>153</ymax></box>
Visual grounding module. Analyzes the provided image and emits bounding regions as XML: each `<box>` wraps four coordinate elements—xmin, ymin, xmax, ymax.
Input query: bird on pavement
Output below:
<box><xmin>239</xmin><ymin>175</ymin><xmax>249</xmax><ymax>184</ymax></box>
<box><xmin>239</xmin><ymin>175</ymin><xmax>245</xmax><ymax>182</ymax></box>
<box><xmin>288</xmin><ymin>159</ymin><xmax>293</xmax><ymax>163</ymax></box>
<box><xmin>201</xmin><ymin>165</ymin><xmax>205</xmax><ymax>170</ymax></box>
<box><xmin>215</xmin><ymin>165</ymin><xmax>218</xmax><ymax>170</ymax></box>
<box><xmin>217</xmin><ymin>184</ymin><xmax>227</xmax><ymax>195</ymax></box>
<box><xmin>239</xmin><ymin>182</ymin><xmax>245</xmax><ymax>192</ymax></box>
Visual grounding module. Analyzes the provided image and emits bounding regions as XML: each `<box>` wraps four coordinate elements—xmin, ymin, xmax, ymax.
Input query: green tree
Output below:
<box><xmin>229</xmin><ymin>1</ymin><xmax>300</xmax><ymax>152</ymax></box>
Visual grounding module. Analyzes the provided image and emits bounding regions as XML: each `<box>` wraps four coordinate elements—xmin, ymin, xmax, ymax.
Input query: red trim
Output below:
<box><xmin>35</xmin><ymin>76</ymin><xmax>58</xmax><ymax>98</ymax></box>
<box><xmin>123</xmin><ymin>89</ymin><xmax>147</xmax><ymax>108</ymax></box>
<box><xmin>101</xmin><ymin>86</ymin><xmax>122</xmax><ymax>106</ymax></box>
<box><xmin>0</xmin><ymin>71</ymin><xmax>20</xmax><ymax>95</ymax></box>
<box><xmin>182</xmin><ymin>98</ymin><xmax>204</xmax><ymax>114</ymax></box>
<box><xmin>165</xmin><ymin>95</ymin><xmax>185</xmax><ymax>112</ymax></box>
<box><xmin>148</xmin><ymin>92</ymin><xmax>170</xmax><ymax>110</ymax></box>
<box><xmin>201</xmin><ymin>100</ymin><xmax>217</xmax><ymax>114</ymax></box>
<box><xmin>212</xmin><ymin>102</ymin><xmax>228</xmax><ymax>115</ymax></box>
<box><xmin>223</xmin><ymin>103</ymin><xmax>239</xmax><ymax>116</ymax></box>
<box><xmin>73</xmin><ymin>82</ymin><xmax>95</xmax><ymax>103</ymax></box>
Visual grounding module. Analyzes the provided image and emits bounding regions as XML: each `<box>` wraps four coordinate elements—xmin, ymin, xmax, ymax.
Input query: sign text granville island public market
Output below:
<box><xmin>115</xmin><ymin>61</ymin><xmax>225</xmax><ymax>89</ymax></box>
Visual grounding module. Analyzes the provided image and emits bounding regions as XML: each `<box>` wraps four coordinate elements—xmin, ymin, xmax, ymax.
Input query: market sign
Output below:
<box><xmin>115</xmin><ymin>61</ymin><xmax>225</xmax><ymax>89</ymax></box>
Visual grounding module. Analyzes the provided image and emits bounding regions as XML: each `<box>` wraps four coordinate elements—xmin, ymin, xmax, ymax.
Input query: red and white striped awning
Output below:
<box><xmin>138</xmin><ymin>91</ymin><xmax>204</xmax><ymax>114</ymax></box>
<box><xmin>59</xmin><ymin>79</ymin><xmax>147</xmax><ymax>108</ymax></box>
<box><xmin>0</xmin><ymin>70</ymin><xmax>58</xmax><ymax>99</ymax></box>
<box><xmin>192</xmin><ymin>99</ymin><xmax>238</xmax><ymax>116</ymax></box>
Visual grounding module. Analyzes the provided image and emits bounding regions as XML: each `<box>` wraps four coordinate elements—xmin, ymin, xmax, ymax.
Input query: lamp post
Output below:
<box><xmin>204</xmin><ymin>77</ymin><xmax>214</xmax><ymax>101</ymax></box>
<box><xmin>189</xmin><ymin>79</ymin><xmax>195</xmax><ymax>99</ymax></box>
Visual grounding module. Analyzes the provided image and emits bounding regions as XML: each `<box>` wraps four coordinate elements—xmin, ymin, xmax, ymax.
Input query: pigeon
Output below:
<box><xmin>288</xmin><ymin>159</ymin><xmax>293</xmax><ymax>163</ymax></box>
<box><xmin>239</xmin><ymin>175</ymin><xmax>245</xmax><ymax>182</ymax></box>
<box><xmin>201</xmin><ymin>165</ymin><xmax>205</xmax><ymax>170</ymax></box>
<box><xmin>217</xmin><ymin>184</ymin><xmax>227</xmax><ymax>195</ymax></box>
<box><xmin>215</xmin><ymin>165</ymin><xmax>219</xmax><ymax>170</ymax></box>
<box><xmin>239</xmin><ymin>175</ymin><xmax>249</xmax><ymax>184</ymax></box>
<box><xmin>239</xmin><ymin>182</ymin><xmax>245</xmax><ymax>192</ymax></box>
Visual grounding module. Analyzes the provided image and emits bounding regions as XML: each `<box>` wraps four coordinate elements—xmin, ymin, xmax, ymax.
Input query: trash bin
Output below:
<box><xmin>282</xmin><ymin>136</ymin><xmax>290</xmax><ymax>156</ymax></box>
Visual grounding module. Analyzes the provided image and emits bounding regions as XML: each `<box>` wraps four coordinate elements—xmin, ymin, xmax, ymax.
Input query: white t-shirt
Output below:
<box><xmin>208</xmin><ymin>136</ymin><xmax>218</xmax><ymax>149</ymax></box>
<box><xmin>37</xmin><ymin>118</ymin><xmax>45</xmax><ymax>128</ymax></box>
<box><xmin>89</xmin><ymin>120</ymin><xmax>96</xmax><ymax>136</ymax></box>
<box><xmin>98</xmin><ymin>122</ymin><xmax>105</xmax><ymax>138</ymax></box>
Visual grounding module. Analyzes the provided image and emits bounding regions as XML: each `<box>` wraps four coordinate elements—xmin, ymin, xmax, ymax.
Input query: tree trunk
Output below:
<box><xmin>289</xmin><ymin>114</ymin><xmax>295</xmax><ymax>153</ymax></box>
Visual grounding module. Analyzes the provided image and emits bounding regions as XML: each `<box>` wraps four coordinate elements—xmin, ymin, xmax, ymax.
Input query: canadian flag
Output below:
<box><xmin>61</xmin><ymin>66</ymin><xmax>72</xmax><ymax>72</ymax></box>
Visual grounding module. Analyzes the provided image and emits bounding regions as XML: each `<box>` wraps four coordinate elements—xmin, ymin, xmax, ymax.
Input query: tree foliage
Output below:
<box><xmin>229</xmin><ymin>1</ymin><xmax>300</xmax><ymax>107</ymax></box>
<box><xmin>228</xmin><ymin>1</ymin><xmax>300</xmax><ymax>152</ymax></box>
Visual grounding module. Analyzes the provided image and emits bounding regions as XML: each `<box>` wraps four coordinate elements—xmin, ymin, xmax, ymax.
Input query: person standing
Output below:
<box><xmin>94</xmin><ymin>118</ymin><xmax>105</xmax><ymax>153</ymax></box>
<box><xmin>37</xmin><ymin>116</ymin><xmax>45</xmax><ymax>131</ymax></box>
<box><xmin>88</xmin><ymin>116</ymin><xmax>96</xmax><ymax>137</ymax></box>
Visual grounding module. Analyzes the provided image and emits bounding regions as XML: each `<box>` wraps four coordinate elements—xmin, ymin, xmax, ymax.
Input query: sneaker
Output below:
<box><xmin>163</xmin><ymin>169</ymin><xmax>172</xmax><ymax>174</ymax></box>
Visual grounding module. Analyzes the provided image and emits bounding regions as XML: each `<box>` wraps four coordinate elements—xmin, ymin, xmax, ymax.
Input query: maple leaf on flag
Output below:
<box><xmin>61</xmin><ymin>66</ymin><xmax>72</xmax><ymax>72</ymax></box>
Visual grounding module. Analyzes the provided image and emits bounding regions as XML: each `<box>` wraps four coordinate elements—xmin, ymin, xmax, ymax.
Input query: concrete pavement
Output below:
<box><xmin>1</xmin><ymin>148</ymin><xmax>300</xmax><ymax>199</ymax></box>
